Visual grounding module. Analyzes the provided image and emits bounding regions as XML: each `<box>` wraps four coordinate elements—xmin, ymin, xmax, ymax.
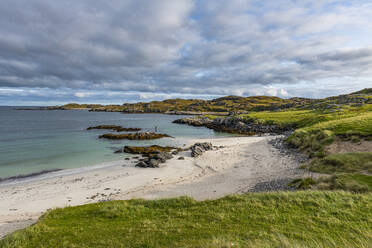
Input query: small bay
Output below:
<box><xmin>0</xmin><ymin>107</ymin><xmax>231</xmax><ymax>178</ymax></box>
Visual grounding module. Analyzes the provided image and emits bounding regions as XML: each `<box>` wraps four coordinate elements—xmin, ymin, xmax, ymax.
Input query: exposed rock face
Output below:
<box><xmin>99</xmin><ymin>132</ymin><xmax>171</xmax><ymax>140</ymax></box>
<box><xmin>173</xmin><ymin>116</ymin><xmax>289</xmax><ymax>135</ymax></box>
<box><xmin>211</xmin><ymin>117</ymin><xmax>288</xmax><ymax>134</ymax></box>
<box><xmin>87</xmin><ymin>125</ymin><xmax>141</xmax><ymax>132</ymax></box>
<box><xmin>190</xmin><ymin>142</ymin><xmax>213</xmax><ymax>157</ymax></box>
<box><xmin>135</xmin><ymin>152</ymin><xmax>174</xmax><ymax>168</ymax></box>
<box><xmin>173</xmin><ymin>117</ymin><xmax>212</xmax><ymax>127</ymax></box>
<box><xmin>115</xmin><ymin>145</ymin><xmax>176</xmax><ymax>154</ymax></box>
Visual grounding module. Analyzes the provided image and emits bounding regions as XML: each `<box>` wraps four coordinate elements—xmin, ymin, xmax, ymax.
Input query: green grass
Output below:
<box><xmin>306</xmin><ymin>152</ymin><xmax>372</xmax><ymax>174</ymax></box>
<box><xmin>292</xmin><ymin>174</ymin><xmax>372</xmax><ymax>193</ymax></box>
<box><xmin>295</xmin><ymin>153</ymin><xmax>372</xmax><ymax>193</ymax></box>
<box><xmin>302</xmin><ymin>111</ymin><xmax>372</xmax><ymax>137</ymax></box>
<box><xmin>242</xmin><ymin>110</ymin><xmax>329</xmax><ymax>128</ymax></box>
<box><xmin>286</xmin><ymin>110</ymin><xmax>372</xmax><ymax>157</ymax></box>
<box><xmin>1</xmin><ymin>192</ymin><xmax>371</xmax><ymax>248</ymax></box>
<box><xmin>288</xmin><ymin>130</ymin><xmax>335</xmax><ymax>157</ymax></box>
<box><xmin>241</xmin><ymin>104</ymin><xmax>372</xmax><ymax>130</ymax></box>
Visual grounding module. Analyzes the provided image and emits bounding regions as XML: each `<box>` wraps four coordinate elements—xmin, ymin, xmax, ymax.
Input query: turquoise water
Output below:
<box><xmin>0</xmin><ymin>107</ymin><xmax>231</xmax><ymax>178</ymax></box>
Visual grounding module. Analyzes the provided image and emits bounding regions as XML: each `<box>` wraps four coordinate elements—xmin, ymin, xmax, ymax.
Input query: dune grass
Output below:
<box><xmin>1</xmin><ymin>192</ymin><xmax>371</xmax><ymax>248</ymax></box>
<box><xmin>291</xmin><ymin>174</ymin><xmax>372</xmax><ymax>193</ymax></box>
<box><xmin>306</xmin><ymin>152</ymin><xmax>372</xmax><ymax>174</ymax></box>
<box><xmin>302</xmin><ymin>111</ymin><xmax>372</xmax><ymax>137</ymax></box>
<box><xmin>286</xmin><ymin>111</ymin><xmax>372</xmax><ymax>157</ymax></box>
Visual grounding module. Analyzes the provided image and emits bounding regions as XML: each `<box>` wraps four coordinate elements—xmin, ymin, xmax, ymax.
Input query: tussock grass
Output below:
<box><xmin>306</xmin><ymin>152</ymin><xmax>372</xmax><ymax>174</ymax></box>
<box><xmin>292</xmin><ymin>174</ymin><xmax>372</xmax><ymax>193</ymax></box>
<box><xmin>1</xmin><ymin>192</ymin><xmax>371</xmax><ymax>248</ymax></box>
<box><xmin>293</xmin><ymin>153</ymin><xmax>372</xmax><ymax>193</ymax></box>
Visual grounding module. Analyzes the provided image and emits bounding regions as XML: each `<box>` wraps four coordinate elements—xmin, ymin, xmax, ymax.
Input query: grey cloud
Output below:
<box><xmin>0</xmin><ymin>0</ymin><xmax>372</xmax><ymax>104</ymax></box>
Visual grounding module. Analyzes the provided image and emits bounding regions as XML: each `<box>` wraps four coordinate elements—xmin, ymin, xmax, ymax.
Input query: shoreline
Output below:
<box><xmin>0</xmin><ymin>135</ymin><xmax>311</xmax><ymax>239</ymax></box>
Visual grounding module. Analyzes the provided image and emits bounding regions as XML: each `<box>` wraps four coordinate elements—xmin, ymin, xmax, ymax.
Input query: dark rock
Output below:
<box><xmin>134</xmin><ymin>152</ymin><xmax>173</xmax><ymax>168</ymax></box>
<box><xmin>190</xmin><ymin>142</ymin><xmax>213</xmax><ymax>157</ymax></box>
<box><xmin>124</xmin><ymin>158</ymin><xmax>130</xmax><ymax>160</ymax></box>
<box><xmin>99</xmin><ymin>132</ymin><xmax>172</xmax><ymax>140</ymax></box>
<box><xmin>147</xmin><ymin>159</ymin><xmax>161</xmax><ymax>168</ymax></box>
<box><xmin>173</xmin><ymin>116</ymin><xmax>290</xmax><ymax>135</ymax></box>
<box><xmin>178</xmin><ymin>157</ymin><xmax>185</xmax><ymax>160</ymax></box>
<box><xmin>173</xmin><ymin>117</ymin><xmax>212</xmax><ymax>127</ymax></box>
<box><xmin>87</xmin><ymin>125</ymin><xmax>141</xmax><ymax>132</ymax></box>
<box><xmin>121</xmin><ymin>145</ymin><xmax>175</xmax><ymax>155</ymax></box>
<box><xmin>151</xmin><ymin>152</ymin><xmax>173</xmax><ymax>163</ymax></box>
<box><xmin>135</xmin><ymin>161</ymin><xmax>150</xmax><ymax>168</ymax></box>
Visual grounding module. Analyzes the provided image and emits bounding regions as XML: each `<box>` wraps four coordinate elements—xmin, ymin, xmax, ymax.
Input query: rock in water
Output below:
<box><xmin>99</xmin><ymin>132</ymin><xmax>171</xmax><ymax>140</ymax></box>
<box><xmin>87</xmin><ymin>125</ymin><xmax>141</xmax><ymax>132</ymax></box>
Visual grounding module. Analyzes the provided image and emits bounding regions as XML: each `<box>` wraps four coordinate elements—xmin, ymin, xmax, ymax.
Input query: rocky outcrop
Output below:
<box><xmin>87</xmin><ymin>125</ymin><xmax>141</xmax><ymax>132</ymax></box>
<box><xmin>190</xmin><ymin>142</ymin><xmax>213</xmax><ymax>157</ymax></box>
<box><xmin>165</xmin><ymin>111</ymin><xmax>229</xmax><ymax>116</ymax></box>
<box><xmin>115</xmin><ymin>145</ymin><xmax>176</xmax><ymax>154</ymax></box>
<box><xmin>173</xmin><ymin>116</ymin><xmax>289</xmax><ymax>135</ymax></box>
<box><xmin>135</xmin><ymin>152</ymin><xmax>174</xmax><ymax>168</ymax></box>
<box><xmin>99</xmin><ymin>132</ymin><xmax>171</xmax><ymax>140</ymax></box>
<box><xmin>173</xmin><ymin>117</ymin><xmax>212</xmax><ymax>126</ymax></box>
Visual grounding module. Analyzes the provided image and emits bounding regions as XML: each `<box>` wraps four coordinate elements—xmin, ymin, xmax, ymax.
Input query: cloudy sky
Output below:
<box><xmin>1</xmin><ymin>0</ymin><xmax>372</xmax><ymax>105</ymax></box>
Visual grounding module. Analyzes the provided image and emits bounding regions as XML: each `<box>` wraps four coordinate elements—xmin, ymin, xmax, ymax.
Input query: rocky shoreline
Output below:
<box><xmin>173</xmin><ymin>116</ymin><xmax>292</xmax><ymax>135</ymax></box>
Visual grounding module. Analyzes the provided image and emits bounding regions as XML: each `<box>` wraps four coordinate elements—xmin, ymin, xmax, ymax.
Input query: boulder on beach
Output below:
<box><xmin>87</xmin><ymin>125</ymin><xmax>141</xmax><ymax>132</ymax></box>
<box><xmin>117</xmin><ymin>145</ymin><xmax>176</xmax><ymax>155</ymax></box>
<box><xmin>135</xmin><ymin>152</ymin><xmax>174</xmax><ymax>168</ymax></box>
<box><xmin>190</xmin><ymin>142</ymin><xmax>213</xmax><ymax>157</ymax></box>
<box><xmin>99</xmin><ymin>132</ymin><xmax>171</xmax><ymax>140</ymax></box>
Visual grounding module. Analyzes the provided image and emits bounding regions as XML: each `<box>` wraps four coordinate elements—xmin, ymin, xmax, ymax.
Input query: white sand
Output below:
<box><xmin>0</xmin><ymin>136</ymin><xmax>309</xmax><ymax>238</ymax></box>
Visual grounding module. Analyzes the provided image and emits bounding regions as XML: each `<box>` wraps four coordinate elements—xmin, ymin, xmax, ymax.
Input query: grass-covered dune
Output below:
<box><xmin>1</xmin><ymin>192</ymin><xmax>371</xmax><ymax>248</ymax></box>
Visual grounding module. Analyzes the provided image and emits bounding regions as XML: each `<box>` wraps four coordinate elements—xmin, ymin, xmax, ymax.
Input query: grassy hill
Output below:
<box><xmin>53</xmin><ymin>95</ymin><xmax>306</xmax><ymax>113</ymax></box>
<box><xmin>1</xmin><ymin>192</ymin><xmax>371</xmax><ymax>248</ymax></box>
<box><xmin>53</xmin><ymin>88</ymin><xmax>372</xmax><ymax>114</ymax></box>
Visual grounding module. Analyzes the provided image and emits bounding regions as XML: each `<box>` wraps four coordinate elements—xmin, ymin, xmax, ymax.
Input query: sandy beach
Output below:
<box><xmin>0</xmin><ymin>135</ymin><xmax>310</xmax><ymax>238</ymax></box>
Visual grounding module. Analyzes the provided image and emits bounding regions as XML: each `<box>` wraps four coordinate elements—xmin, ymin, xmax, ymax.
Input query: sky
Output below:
<box><xmin>0</xmin><ymin>0</ymin><xmax>372</xmax><ymax>106</ymax></box>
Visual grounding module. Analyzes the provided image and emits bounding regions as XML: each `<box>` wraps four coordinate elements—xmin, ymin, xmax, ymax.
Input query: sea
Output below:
<box><xmin>0</xmin><ymin>107</ymin><xmax>232</xmax><ymax>179</ymax></box>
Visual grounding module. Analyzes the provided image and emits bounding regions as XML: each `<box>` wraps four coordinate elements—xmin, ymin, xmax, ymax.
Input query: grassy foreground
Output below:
<box><xmin>1</xmin><ymin>192</ymin><xmax>371</xmax><ymax>248</ymax></box>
